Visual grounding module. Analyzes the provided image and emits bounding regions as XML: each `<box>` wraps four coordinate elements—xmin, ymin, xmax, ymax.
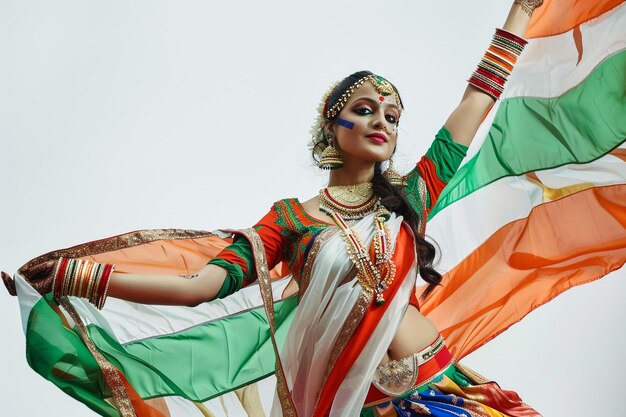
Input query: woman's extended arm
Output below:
<box><xmin>106</xmin><ymin>264</ymin><xmax>228</xmax><ymax>307</ymax></box>
<box><xmin>444</xmin><ymin>1</ymin><xmax>541</xmax><ymax>146</ymax></box>
<box><xmin>2</xmin><ymin>261</ymin><xmax>229</xmax><ymax>307</ymax></box>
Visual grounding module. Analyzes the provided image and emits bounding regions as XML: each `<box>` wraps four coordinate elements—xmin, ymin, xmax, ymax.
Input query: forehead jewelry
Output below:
<box><xmin>324</xmin><ymin>74</ymin><xmax>403</xmax><ymax>120</ymax></box>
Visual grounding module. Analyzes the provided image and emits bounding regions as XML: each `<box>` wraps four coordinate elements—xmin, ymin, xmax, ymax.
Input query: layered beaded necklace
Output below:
<box><xmin>319</xmin><ymin>183</ymin><xmax>397</xmax><ymax>305</ymax></box>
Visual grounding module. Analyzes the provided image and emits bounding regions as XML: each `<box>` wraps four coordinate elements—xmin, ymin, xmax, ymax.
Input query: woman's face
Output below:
<box><xmin>332</xmin><ymin>81</ymin><xmax>400</xmax><ymax>165</ymax></box>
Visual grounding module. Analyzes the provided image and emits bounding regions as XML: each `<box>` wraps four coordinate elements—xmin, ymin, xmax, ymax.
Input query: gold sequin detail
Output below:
<box><xmin>417</xmin><ymin>175</ymin><xmax>427</xmax><ymax>237</ymax></box>
<box><xmin>19</xmin><ymin>229</ymin><xmax>217</xmax><ymax>275</ymax></box>
<box><xmin>226</xmin><ymin>228</ymin><xmax>298</xmax><ymax>417</ymax></box>
<box><xmin>374</xmin><ymin>355</ymin><xmax>418</xmax><ymax>396</ymax></box>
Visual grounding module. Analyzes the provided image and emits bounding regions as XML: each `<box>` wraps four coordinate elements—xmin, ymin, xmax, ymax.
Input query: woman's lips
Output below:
<box><xmin>366</xmin><ymin>133</ymin><xmax>387</xmax><ymax>144</ymax></box>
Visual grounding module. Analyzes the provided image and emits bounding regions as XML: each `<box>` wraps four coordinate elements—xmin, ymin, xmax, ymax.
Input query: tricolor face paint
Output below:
<box><xmin>338</xmin><ymin>118</ymin><xmax>355</xmax><ymax>129</ymax></box>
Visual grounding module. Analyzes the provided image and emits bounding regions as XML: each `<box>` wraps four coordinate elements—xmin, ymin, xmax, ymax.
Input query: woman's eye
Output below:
<box><xmin>386</xmin><ymin>114</ymin><xmax>398</xmax><ymax>124</ymax></box>
<box><xmin>353</xmin><ymin>107</ymin><xmax>372</xmax><ymax>115</ymax></box>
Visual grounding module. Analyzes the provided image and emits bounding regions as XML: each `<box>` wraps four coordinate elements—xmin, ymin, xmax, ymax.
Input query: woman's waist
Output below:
<box><xmin>365</xmin><ymin>334</ymin><xmax>455</xmax><ymax>406</ymax></box>
<box><xmin>384</xmin><ymin>304</ymin><xmax>439</xmax><ymax>362</ymax></box>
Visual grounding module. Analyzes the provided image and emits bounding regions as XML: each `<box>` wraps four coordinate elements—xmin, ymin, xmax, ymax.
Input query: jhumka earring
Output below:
<box><xmin>318</xmin><ymin>131</ymin><xmax>343</xmax><ymax>170</ymax></box>
<box><xmin>383</xmin><ymin>158</ymin><xmax>405</xmax><ymax>186</ymax></box>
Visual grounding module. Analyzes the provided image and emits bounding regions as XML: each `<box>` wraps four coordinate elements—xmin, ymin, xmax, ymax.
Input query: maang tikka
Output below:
<box><xmin>318</xmin><ymin>131</ymin><xmax>344</xmax><ymax>170</ymax></box>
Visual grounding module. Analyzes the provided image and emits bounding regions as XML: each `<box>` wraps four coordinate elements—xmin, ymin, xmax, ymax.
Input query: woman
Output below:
<box><xmin>4</xmin><ymin>0</ymin><xmax>626</xmax><ymax>416</ymax></box>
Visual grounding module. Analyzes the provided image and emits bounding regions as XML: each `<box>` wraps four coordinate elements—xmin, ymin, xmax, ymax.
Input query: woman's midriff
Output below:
<box><xmin>381</xmin><ymin>304</ymin><xmax>440</xmax><ymax>365</ymax></box>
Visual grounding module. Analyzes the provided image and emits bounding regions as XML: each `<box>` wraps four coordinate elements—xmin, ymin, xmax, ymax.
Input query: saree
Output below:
<box><xmin>13</xmin><ymin>212</ymin><xmax>538</xmax><ymax>417</ymax></box>
<box><xmin>12</xmin><ymin>0</ymin><xmax>626</xmax><ymax>415</ymax></box>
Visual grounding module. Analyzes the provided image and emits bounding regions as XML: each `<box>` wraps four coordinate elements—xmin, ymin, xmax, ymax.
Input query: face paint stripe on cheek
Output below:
<box><xmin>337</xmin><ymin>118</ymin><xmax>355</xmax><ymax>130</ymax></box>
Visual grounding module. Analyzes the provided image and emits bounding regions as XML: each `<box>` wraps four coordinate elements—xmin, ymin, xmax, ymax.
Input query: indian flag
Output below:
<box><xmin>13</xmin><ymin>1</ymin><xmax>626</xmax><ymax>416</ymax></box>
<box><xmin>422</xmin><ymin>0</ymin><xmax>626</xmax><ymax>360</ymax></box>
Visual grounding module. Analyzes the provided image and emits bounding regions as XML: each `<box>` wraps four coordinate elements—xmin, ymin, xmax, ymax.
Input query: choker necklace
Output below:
<box><xmin>319</xmin><ymin>182</ymin><xmax>378</xmax><ymax>221</ymax></box>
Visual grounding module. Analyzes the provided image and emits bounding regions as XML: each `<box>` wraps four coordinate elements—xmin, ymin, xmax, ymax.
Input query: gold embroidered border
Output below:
<box><xmin>417</xmin><ymin>175</ymin><xmax>427</xmax><ymax>237</ymax></box>
<box><xmin>58</xmin><ymin>297</ymin><xmax>137</xmax><ymax>417</ymax></box>
<box><xmin>317</xmin><ymin>290</ymin><xmax>372</xmax><ymax>404</ymax></box>
<box><xmin>19</xmin><ymin>229</ymin><xmax>217</xmax><ymax>274</ymax></box>
<box><xmin>299</xmin><ymin>227</ymin><xmax>338</xmax><ymax>300</ymax></box>
<box><xmin>225</xmin><ymin>228</ymin><xmax>298</xmax><ymax>417</ymax></box>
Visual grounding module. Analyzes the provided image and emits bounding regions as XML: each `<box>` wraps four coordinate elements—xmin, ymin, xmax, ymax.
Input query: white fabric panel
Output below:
<box><xmin>270</xmin><ymin>214</ymin><xmax>411</xmax><ymax>416</ymax></box>
<box><xmin>429</xmin><ymin>154</ymin><xmax>626</xmax><ymax>273</ymax></box>
<box><xmin>163</xmin><ymin>396</ymin><xmax>208</xmax><ymax>417</ymax></box>
<box><xmin>15</xmin><ymin>273</ymin><xmax>42</xmax><ymax>334</ymax></box>
<box><xmin>505</xmin><ymin>2</ymin><xmax>626</xmax><ymax>99</ymax></box>
<box><xmin>66</xmin><ymin>275</ymin><xmax>291</xmax><ymax>344</ymax></box>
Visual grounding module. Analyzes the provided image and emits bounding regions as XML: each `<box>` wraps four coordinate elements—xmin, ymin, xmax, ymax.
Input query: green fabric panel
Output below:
<box><xmin>26</xmin><ymin>295</ymin><xmax>121</xmax><ymax>417</ymax></box>
<box><xmin>425</xmin><ymin>126</ymin><xmax>470</xmax><ymax>183</ymax></box>
<box><xmin>87</xmin><ymin>296</ymin><xmax>298</xmax><ymax>401</ymax></box>
<box><xmin>403</xmin><ymin>127</ymin><xmax>468</xmax><ymax>215</ymax></box>
<box><xmin>430</xmin><ymin>50</ymin><xmax>626</xmax><ymax>219</ymax></box>
<box><xmin>207</xmin><ymin>258</ymin><xmax>245</xmax><ymax>299</ymax></box>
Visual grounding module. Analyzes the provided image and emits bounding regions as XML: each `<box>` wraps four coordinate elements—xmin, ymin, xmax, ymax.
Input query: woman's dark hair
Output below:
<box><xmin>313</xmin><ymin>70</ymin><xmax>442</xmax><ymax>296</ymax></box>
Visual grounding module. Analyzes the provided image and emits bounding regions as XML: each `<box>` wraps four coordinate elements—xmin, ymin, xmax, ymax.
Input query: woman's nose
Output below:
<box><xmin>371</xmin><ymin>112</ymin><xmax>386</xmax><ymax>130</ymax></box>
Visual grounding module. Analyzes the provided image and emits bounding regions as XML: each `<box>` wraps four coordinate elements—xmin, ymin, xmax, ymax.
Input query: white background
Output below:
<box><xmin>1</xmin><ymin>1</ymin><xmax>625</xmax><ymax>416</ymax></box>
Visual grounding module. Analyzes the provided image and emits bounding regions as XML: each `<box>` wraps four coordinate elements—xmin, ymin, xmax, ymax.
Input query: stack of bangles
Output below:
<box><xmin>468</xmin><ymin>28</ymin><xmax>528</xmax><ymax>100</ymax></box>
<box><xmin>53</xmin><ymin>257</ymin><xmax>115</xmax><ymax>310</ymax></box>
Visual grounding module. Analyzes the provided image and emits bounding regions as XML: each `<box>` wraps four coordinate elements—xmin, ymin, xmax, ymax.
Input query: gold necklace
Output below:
<box><xmin>331</xmin><ymin>208</ymin><xmax>396</xmax><ymax>305</ymax></box>
<box><xmin>319</xmin><ymin>182</ymin><xmax>378</xmax><ymax>221</ymax></box>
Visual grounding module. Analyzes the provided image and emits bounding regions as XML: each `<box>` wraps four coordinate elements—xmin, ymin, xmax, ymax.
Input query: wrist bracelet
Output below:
<box><xmin>468</xmin><ymin>28</ymin><xmax>528</xmax><ymax>100</ymax></box>
<box><xmin>54</xmin><ymin>257</ymin><xmax>115</xmax><ymax>310</ymax></box>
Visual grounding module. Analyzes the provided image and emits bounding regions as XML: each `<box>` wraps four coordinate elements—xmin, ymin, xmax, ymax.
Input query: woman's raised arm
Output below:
<box><xmin>444</xmin><ymin>0</ymin><xmax>542</xmax><ymax>146</ymax></box>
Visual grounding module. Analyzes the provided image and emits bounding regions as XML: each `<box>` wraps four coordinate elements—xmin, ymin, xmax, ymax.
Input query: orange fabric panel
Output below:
<box><xmin>83</xmin><ymin>235</ymin><xmax>231</xmax><ymax>275</ymax></box>
<box><xmin>312</xmin><ymin>223</ymin><xmax>416</xmax><ymax>417</ymax></box>
<box><xmin>420</xmin><ymin>184</ymin><xmax>626</xmax><ymax>360</ymax></box>
<box><xmin>526</xmin><ymin>0</ymin><xmax>623</xmax><ymax>38</ymax></box>
<box><xmin>81</xmin><ymin>233</ymin><xmax>286</xmax><ymax>278</ymax></box>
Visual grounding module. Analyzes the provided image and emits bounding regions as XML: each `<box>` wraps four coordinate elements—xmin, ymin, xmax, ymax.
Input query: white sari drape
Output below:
<box><xmin>271</xmin><ymin>213</ymin><xmax>418</xmax><ymax>417</ymax></box>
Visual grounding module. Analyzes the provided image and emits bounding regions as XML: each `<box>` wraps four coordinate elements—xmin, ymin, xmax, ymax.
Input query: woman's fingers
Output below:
<box><xmin>28</xmin><ymin>261</ymin><xmax>55</xmax><ymax>279</ymax></box>
<box><xmin>1</xmin><ymin>271</ymin><xmax>17</xmax><ymax>296</ymax></box>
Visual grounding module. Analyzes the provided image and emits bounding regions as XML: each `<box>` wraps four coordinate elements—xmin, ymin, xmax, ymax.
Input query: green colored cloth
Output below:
<box><xmin>207</xmin><ymin>258</ymin><xmax>245</xmax><ymax>299</ymax></box>
<box><xmin>426</xmin><ymin>126</ymin><xmax>469</xmax><ymax>184</ymax></box>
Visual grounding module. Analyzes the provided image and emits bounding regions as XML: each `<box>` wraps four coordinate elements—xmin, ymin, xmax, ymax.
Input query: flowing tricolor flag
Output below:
<box><xmin>422</xmin><ymin>0</ymin><xmax>626</xmax><ymax>359</ymax></box>
<box><xmin>13</xmin><ymin>1</ymin><xmax>626</xmax><ymax>416</ymax></box>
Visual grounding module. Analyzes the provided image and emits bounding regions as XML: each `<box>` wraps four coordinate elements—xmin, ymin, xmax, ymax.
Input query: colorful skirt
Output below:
<box><xmin>361</xmin><ymin>339</ymin><xmax>540</xmax><ymax>417</ymax></box>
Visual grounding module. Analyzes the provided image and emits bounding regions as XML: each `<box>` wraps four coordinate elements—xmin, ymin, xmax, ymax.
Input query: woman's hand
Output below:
<box><xmin>2</xmin><ymin>260</ymin><xmax>57</xmax><ymax>297</ymax></box>
<box><xmin>513</xmin><ymin>0</ymin><xmax>544</xmax><ymax>17</ymax></box>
